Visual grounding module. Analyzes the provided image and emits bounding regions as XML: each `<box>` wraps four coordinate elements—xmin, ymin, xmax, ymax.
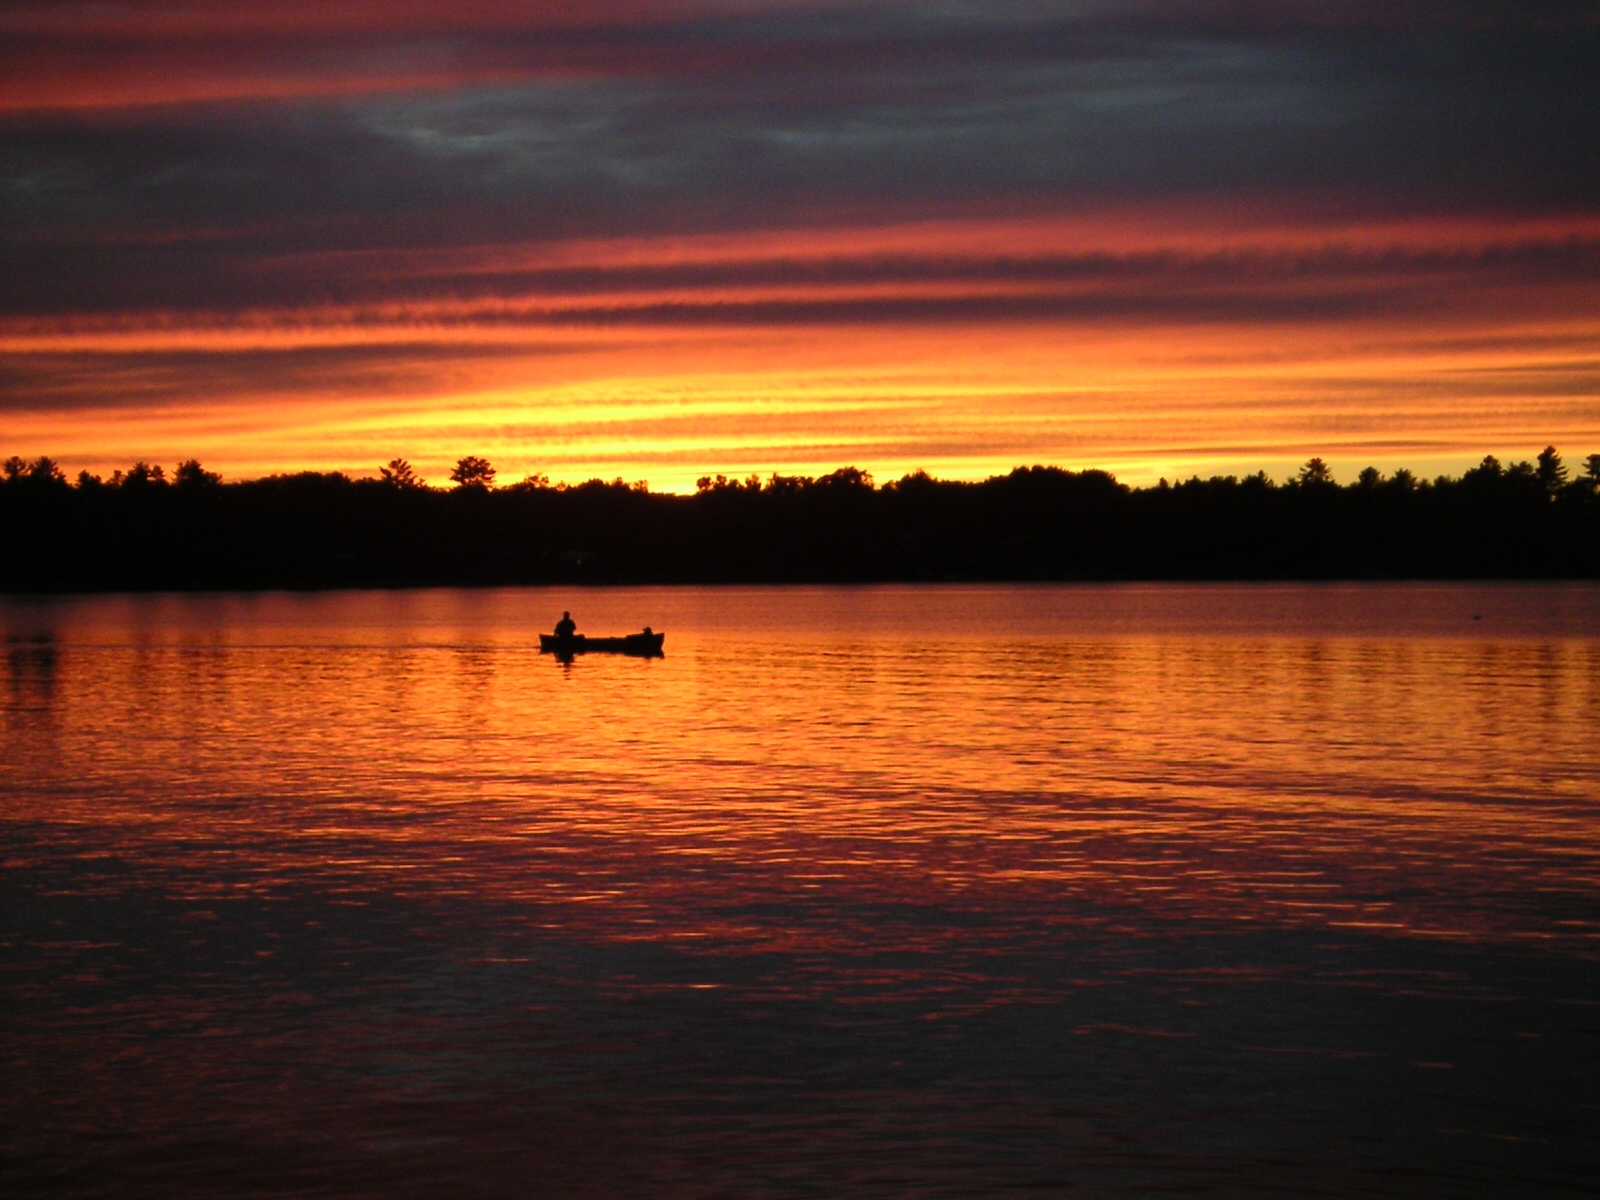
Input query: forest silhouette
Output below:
<box><xmin>2</xmin><ymin>450</ymin><xmax>1597</xmax><ymax>590</ymax></box>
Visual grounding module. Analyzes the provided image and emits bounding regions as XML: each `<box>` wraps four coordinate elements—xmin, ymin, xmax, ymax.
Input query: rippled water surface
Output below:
<box><xmin>4</xmin><ymin>584</ymin><xmax>1599</xmax><ymax>1197</ymax></box>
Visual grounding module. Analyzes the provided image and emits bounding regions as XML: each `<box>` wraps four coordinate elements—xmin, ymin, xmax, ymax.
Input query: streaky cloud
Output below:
<box><xmin>1</xmin><ymin>0</ymin><xmax>1595</xmax><ymax>488</ymax></box>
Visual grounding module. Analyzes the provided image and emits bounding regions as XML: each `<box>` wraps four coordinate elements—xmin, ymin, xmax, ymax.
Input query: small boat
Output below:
<box><xmin>539</xmin><ymin>630</ymin><xmax>664</xmax><ymax>657</ymax></box>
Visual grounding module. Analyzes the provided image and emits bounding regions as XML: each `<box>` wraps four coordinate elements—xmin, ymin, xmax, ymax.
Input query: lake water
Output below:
<box><xmin>4</xmin><ymin>584</ymin><xmax>1598</xmax><ymax>1198</ymax></box>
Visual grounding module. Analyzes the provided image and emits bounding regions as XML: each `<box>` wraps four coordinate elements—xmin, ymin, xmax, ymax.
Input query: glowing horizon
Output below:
<box><xmin>4</xmin><ymin>2</ymin><xmax>1597</xmax><ymax>491</ymax></box>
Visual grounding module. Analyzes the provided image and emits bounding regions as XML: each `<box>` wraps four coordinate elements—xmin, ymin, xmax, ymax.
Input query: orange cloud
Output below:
<box><xmin>6</xmin><ymin>2</ymin><xmax>1596</xmax><ymax>494</ymax></box>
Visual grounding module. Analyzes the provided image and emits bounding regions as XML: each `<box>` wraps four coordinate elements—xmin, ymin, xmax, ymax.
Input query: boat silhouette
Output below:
<box><xmin>539</xmin><ymin>630</ymin><xmax>664</xmax><ymax>658</ymax></box>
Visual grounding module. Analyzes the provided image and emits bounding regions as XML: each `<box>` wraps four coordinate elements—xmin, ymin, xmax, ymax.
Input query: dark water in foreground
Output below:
<box><xmin>3</xmin><ymin>584</ymin><xmax>1598</xmax><ymax>1198</ymax></box>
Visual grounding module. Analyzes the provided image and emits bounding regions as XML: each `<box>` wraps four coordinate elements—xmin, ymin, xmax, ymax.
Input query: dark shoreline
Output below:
<box><xmin>5</xmin><ymin>460</ymin><xmax>1598</xmax><ymax>592</ymax></box>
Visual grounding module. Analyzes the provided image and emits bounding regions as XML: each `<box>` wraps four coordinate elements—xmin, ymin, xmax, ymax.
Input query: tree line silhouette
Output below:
<box><xmin>2</xmin><ymin>449</ymin><xmax>1597</xmax><ymax>590</ymax></box>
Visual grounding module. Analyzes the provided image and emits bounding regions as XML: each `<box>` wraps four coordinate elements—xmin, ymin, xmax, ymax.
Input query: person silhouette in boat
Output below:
<box><xmin>554</xmin><ymin>611</ymin><xmax>576</xmax><ymax>640</ymax></box>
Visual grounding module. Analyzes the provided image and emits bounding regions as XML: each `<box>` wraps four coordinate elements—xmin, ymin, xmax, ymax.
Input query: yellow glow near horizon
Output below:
<box><xmin>5</xmin><ymin>212</ymin><xmax>1598</xmax><ymax>490</ymax></box>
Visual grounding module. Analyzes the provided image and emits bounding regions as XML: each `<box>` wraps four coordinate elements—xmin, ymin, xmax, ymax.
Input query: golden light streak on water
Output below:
<box><xmin>5</xmin><ymin>585</ymin><xmax>1598</xmax><ymax>948</ymax></box>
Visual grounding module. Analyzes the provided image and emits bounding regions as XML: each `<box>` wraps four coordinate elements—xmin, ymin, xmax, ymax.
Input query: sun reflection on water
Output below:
<box><xmin>6</xmin><ymin>587</ymin><xmax>1597</xmax><ymax>957</ymax></box>
<box><xmin>3</xmin><ymin>585</ymin><xmax>1598</xmax><ymax>1196</ymax></box>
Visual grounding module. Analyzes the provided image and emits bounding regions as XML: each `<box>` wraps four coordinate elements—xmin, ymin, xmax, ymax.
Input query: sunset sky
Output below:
<box><xmin>3</xmin><ymin>1</ymin><xmax>1597</xmax><ymax>490</ymax></box>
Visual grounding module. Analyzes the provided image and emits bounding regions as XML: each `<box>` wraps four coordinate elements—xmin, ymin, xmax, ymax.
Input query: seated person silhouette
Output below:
<box><xmin>554</xmin><ymin>611</ymin><xmax>576</xmax><ymax>639</ymax></box>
